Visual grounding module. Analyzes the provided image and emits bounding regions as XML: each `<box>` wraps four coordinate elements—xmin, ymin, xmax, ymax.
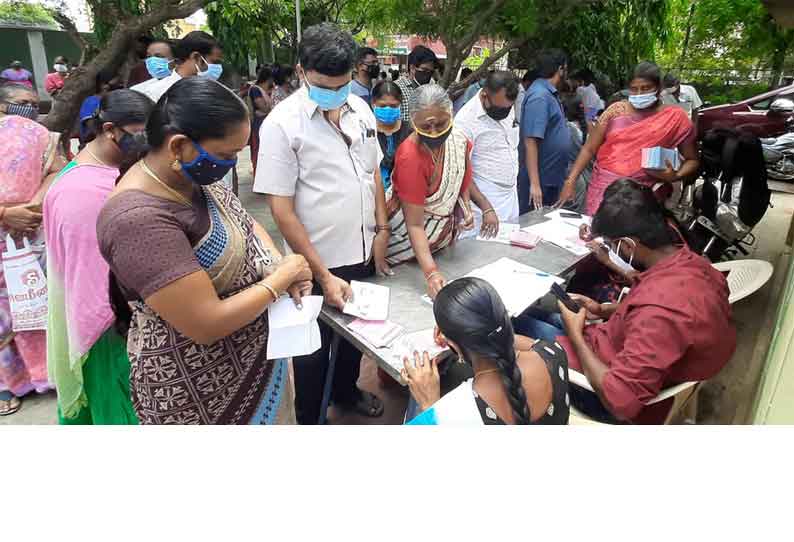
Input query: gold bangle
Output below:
<box><xmin>482</xmin><ymin>208</ymin><xmax>496</xmax><ymax>217</ymax></box>
<box><xmin>426</xmin><ymin>271</ymin><xmax>442</xmax><ymax>282</ymax></box>
<box><xmin>255</xmin><ymin>281</ymin><xmax>280</xmax><ymax>300</ymax></box>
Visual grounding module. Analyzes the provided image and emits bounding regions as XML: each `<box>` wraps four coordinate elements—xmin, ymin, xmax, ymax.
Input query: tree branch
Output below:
<box><xmin>446</xmin><ymin>36</ymin><xmax>528</xmax><ymax>95</ymax></box>
<box><xmin>49</xmin><ymin>9</ymin><xmax>92</xmax><ymax>65</ymax></box>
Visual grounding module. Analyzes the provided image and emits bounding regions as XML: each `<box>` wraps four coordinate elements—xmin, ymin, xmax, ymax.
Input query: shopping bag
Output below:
<box><xmin>1</xmin><ymin>234</ymin><xmax>47</xmax><ymax>331</ymax></box>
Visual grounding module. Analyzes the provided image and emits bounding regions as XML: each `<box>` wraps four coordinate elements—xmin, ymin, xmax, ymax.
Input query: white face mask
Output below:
<box><xmin>611</xmin><ymin>238</ymin><xmax>637</xmax><ymax>273</ymax></box>
<box><xmin>628</xmin><ymin>91</ymin><xmax>658</xmax><ymax>109</ymax></box>
<box><xmin>54</xmin><ymin>63</ymin><xmax>67</xmax><ymax>73</ymax></box>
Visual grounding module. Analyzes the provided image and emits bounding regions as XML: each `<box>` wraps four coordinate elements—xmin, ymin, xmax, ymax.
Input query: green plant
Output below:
<box><xmin>0</xmin><ymin>0</ymin><xmax>57</xmax><ymax>26</ymax></box>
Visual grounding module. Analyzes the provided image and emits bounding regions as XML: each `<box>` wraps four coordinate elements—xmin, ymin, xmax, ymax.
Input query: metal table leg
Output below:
<box><xmin>318</xmin><ymin>332</ymin><xmax>341</xmax><ymax>425</ymax></box>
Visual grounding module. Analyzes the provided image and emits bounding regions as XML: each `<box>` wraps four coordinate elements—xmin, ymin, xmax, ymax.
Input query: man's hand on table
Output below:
<box><xmin>320</xmin><ymin>273</ymin><xmax>353</xmax><ymax>310</ymax></box>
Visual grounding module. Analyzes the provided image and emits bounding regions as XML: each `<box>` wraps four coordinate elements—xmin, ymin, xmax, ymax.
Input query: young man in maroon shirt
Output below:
<box><xmin>517</xmin><ymin>179</ymin><xmax>736</xmax><ymax>423</ymax></box>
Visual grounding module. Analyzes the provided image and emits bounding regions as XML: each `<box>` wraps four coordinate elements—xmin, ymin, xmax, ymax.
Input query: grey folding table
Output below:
<box><xmin>316</xmin><ymin>209</ymin><xmax>590</xmax><ymax>424</ymax></box>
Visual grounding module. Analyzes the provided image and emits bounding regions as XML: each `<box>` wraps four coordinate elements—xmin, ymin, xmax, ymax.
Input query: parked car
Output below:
<box><xmin>698</xmin><ymin>84</ymin><xmax>794</xmax><ymax>138</ymax></box>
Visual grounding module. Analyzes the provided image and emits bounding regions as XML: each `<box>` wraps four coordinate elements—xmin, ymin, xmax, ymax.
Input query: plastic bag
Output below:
<box><xmin>1</xmin><ymin>234</ymin><xmax>47</xmax><ymax>331</ymax></box>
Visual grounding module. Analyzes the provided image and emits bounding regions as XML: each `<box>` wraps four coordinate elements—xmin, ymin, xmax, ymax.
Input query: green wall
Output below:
<box><xmin>751</xmin><ymin>249</ymin><xmax>794</xmax><ymax>424</ymax></box>
<box><xmin>0</xmin><ymin>27</ymin><xmax>35</xmax><ymax>80</ymax></box>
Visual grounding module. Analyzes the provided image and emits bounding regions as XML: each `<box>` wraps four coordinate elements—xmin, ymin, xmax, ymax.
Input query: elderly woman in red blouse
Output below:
<box><xmin>385</xmin><ymin>84</ymin><xmax>494</xmax><ymax>298</ymax></box>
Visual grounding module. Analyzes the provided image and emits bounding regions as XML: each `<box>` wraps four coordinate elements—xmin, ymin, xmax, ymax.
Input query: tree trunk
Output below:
<box><xmin>677</xmin><ymin>0</ymin><xmax>697</xmax><ymax>71</ymax></box>
<box><xmin>769</xmin><ymin>33</ymin><xmax>792</xmax><ymax>88</ymax></box>
<box><xmin>44</xmin><ymin>0</ymin><xmax>212</xmax><ymax>134</ymax></box>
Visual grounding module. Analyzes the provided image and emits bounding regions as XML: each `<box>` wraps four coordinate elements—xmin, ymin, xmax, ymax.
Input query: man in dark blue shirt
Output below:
<box><xmin>518</xmin><ymin>49</ymin><xmax>572</xmax><ymax>213</ymax></box>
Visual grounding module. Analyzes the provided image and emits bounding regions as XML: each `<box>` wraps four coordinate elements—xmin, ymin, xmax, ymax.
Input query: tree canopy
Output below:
<box><xmin>0</xmin><ymin>0</ymin><xmax>57</xmax><ymax>26</ymax></box>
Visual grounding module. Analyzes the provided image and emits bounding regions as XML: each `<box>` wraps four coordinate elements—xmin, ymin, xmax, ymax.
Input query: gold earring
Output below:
<box><xmin>171</xmin><ymin>160</ymin><xmax>181</xmax><ymax>172</ymax></box>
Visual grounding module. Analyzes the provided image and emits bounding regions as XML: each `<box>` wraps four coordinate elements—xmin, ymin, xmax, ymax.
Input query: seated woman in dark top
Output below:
<box><xmin>372</xmin><ymin>81</ymin><xmax>412</xmax><ymax>194</ymax></box>
<box><xmin>403</xmin><ymin>277</ymin><xmax>570</xmax><ymax>425</ymax></box>
<box><xmin>97</xmin><ymin>77</ymin><xmax>312</xmax><ymax>425</ymax></box>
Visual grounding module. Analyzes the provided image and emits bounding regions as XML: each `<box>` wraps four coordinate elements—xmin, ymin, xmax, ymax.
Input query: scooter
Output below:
<box><xmin>761</xmin><ymin>117</ymin><xmax>794</xmax><ymax>182</ymax></box>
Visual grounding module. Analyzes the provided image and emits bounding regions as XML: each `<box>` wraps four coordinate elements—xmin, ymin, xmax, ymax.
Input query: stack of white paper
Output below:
<box><xmin>347</xmin><ymin>318</ymin><xmax>404</xmax><ymax>348</ymax></box>
<box><xmin>464</xmin><ymin>257</ymin><xmax>564</xmax><ymax>317</ymax></box>
<box><xmin>522</xmin><ymin>219</ymin><xmax>591</xmax><ymax>256</ymax></box>
<box><xmin>476</xmin><ymin>223</ymin><xmax>521</xmax><ymax>245</ymax></box>
<box><xmin>642</xmin><ymin>146</ymin><xmax>681</xmax><ymax>170</ymax></box>
<box><xmin>542</xmin><ymin>209</ymin><xmax>592</xmax><ymax>228</ymax></box>
<box><xmin>389</xmin><ymin>328</ymin><xmax>449</xmax><ymax>371</ymax></box>
<box><xmin>343</xmin><ymin>280</ymin><xmax>390</xmax><ymax>321</ymax></box>
<box><xmin>266</xmin><ymin>296</ymin><xmax>324</xmax><ymax>359</ymax></box>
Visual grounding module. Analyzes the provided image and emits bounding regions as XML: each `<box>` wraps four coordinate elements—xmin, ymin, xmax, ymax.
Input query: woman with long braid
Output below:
<box><xmin>403</xmin><ymin>277</ymin><xmax>570</xmax><ymax>425</ymax></box>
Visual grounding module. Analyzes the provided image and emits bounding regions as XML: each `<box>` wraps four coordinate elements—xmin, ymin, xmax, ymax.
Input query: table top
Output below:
<box><xmin>319</xmin><ymin>209</ymin><xmax>590</xmax><ymax>382</ymax></box>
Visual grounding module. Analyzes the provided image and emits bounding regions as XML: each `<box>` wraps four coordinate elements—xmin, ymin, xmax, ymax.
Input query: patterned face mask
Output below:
<box><xmin>4</xmin><ymin>102</ymin><xmax>39</xmax><ymax>120</ymax></box>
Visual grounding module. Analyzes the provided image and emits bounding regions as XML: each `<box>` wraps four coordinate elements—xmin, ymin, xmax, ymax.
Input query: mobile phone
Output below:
<box><xmin>550</xmin><ymin>282</ymin><xmax>581</xmax><ymax>313</ymax></box>
<box><xmin>559</xmin><ymin>211</ymin><xmax>582</xmax><ymax>219</ymax></box>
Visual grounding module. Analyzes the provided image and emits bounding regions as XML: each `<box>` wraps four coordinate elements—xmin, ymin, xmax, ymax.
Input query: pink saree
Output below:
<box><xmin>0</xmin><ymin>115</ymin><xmax>58</xmax><ymax>396</ymax></box>
<box><xmin>586</xmin><ymin>104</ymin><xmax>694</xmax><ymax>215</ymax></box>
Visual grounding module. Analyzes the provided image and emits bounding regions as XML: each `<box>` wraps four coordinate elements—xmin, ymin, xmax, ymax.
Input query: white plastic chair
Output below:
<box><xmin>711</xmin><ymin>259</ymin><xmax>774</xmax><ymax>305</ymax></box>
<box><xmin>567</xmin><ymin>369</ymin><xmax>700</xmax><ymax>425</ymax></box>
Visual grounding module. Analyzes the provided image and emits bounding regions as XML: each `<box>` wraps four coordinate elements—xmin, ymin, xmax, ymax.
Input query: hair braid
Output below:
<box><xmin>488</xmin><ymin>310</ymin><xmax>531</xmax><ymax>425</ymax></box>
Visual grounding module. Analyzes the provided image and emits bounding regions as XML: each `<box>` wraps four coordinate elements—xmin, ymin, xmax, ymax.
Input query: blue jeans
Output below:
<box><xmin>511</xmin><ymin>309</ymin><xmax>622</xmax><ymax>424</ymax></box>
<box><xmin>512</xmin><ymin>307</ymin><xmax>566</xmax><ymax>342</ymax></box>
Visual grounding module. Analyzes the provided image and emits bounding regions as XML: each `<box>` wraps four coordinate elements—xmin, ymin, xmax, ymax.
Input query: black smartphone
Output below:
<box><xmin>559</xmin><ymin>211</ymin><xmax>582</xmax><ymax>219</ymax></box>
<box><xmin>550</xmin><ymin>283</ymin><xmax>581</xmax><ymax>313</ymax></box>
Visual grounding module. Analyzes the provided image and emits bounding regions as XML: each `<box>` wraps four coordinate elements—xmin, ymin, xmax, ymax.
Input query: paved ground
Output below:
<box><xmin>2</xmin><ymin>151</ymin><xmax>792</xmax><ymax>425</ymax></box>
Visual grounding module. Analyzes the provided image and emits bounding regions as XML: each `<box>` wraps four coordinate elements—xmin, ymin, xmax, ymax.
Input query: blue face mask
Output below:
<box><xmin>374</xmin><ymin>105</ymin><xmax>400</xmax><ymax>125</ymax></box>
<box><xmin>145</xmin><ymin>56</ymin><xmax>172</xmax><ymax>80</ymax></box>
<box><xmin>307</xmin><ymin>81</ymin><xmax>351</xmax><ymax>111</ymax></box>
<box><xmin>197</xmin><ymin>56</ymin><xmax>223</xmax><ymax>80</ymax></box>
<box><xmin>628</xmin><ymin>91</ymin><xmax>658</xmax><ymax>110</ymax></box>
<box><xmin>180</xmin><ymin>141</ymin><xmax>237</xmax><ymax>185</ymax></box>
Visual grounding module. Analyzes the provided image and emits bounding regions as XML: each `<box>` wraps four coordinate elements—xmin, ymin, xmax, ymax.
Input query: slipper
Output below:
<box><xmin>0</xmin><ymin>396</ymin><xmax>21</xmax><ymax>416</ymax></box>
<box><xmin>351</xmin><ymin>390</ymin><xmax>384</xmax><ymax>418</ymax></box>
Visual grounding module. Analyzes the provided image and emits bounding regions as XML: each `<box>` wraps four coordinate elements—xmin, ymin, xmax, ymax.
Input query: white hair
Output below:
<box><xmin>410</xmin><ymin>84</ymin><xmax>452</xmax><ymax>117</ymax></box>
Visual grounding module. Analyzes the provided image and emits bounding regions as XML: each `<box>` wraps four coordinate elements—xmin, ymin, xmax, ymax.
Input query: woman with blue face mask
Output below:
<box><xmin>372</xmin><ymin>81</ymin><xmax>411</xmax><ymax>194</ymax></box>
<box><xmin>557</xmin><ymin>61</ymin><xmax>700</xmax><ymax>215</ymax></box>
<box><xmin>96</xmin><ymin>77</ymin><xmax>312</xmax><ymax>424</ymax></box>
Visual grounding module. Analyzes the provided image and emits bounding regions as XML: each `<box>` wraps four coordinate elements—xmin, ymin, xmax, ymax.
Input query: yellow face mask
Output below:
<box><xmin>415</xmin><ymin>122</ymin><xmax>453</xmax><ymax>149</ymax></box>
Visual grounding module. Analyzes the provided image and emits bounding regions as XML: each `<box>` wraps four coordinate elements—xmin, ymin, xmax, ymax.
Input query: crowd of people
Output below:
<box><xmin>0</xmin><ymin>21</ymin><xmax>737</xmax><ymax>425</ymax></box>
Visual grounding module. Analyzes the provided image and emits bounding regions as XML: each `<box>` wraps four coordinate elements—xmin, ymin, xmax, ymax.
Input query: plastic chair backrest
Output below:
<box><xmin>712</xmin><ymin>259</ymin><xmax>773</xmax><ymax>304</ymax></box>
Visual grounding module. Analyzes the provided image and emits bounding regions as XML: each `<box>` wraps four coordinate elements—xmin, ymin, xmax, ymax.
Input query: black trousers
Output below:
<box><xmin>293</xmin><ymin>260</ymin><xmax>375</xmax><ymax>424</ymax></box>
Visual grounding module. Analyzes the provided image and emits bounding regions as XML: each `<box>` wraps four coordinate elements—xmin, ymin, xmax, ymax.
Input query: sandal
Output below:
<box><xmin>0</xmin><ymin>395</ymin><xmax>21</xmax><ymax>416</ymax></box>
<box><xmin>350</xmin><ymin>390</ymin><xmax>384</xmax><ymax>418</ymax></box>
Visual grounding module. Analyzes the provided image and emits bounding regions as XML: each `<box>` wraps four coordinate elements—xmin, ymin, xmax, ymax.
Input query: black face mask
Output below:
<box><xmin>366</xmin><ymin>64</ymin><xmax>380</xmax><ymax>79</ymax></box>
<box><xmin>486</xmin><ymin>105</ymin><xmax>512</xmax><ymax>121</ymax></box>
<box><xmin>414</xmin><ymin>69</ymin><xmax>433</xmax><ymax>85</ymax></box>
<box><xmin>418</xmin><ymin>128</ymin><xmax>452</xmax><ymax>149</ymax></box>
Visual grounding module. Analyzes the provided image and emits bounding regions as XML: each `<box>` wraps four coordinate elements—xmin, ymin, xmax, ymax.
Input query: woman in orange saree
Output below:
<box><xmin>558</xmin><ymin>62</ymin><xmax>699</xmax><ymax>215</ymax></box>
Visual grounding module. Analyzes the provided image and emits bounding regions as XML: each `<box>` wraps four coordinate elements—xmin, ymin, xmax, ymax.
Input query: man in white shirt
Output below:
<box><xmin>456</xmin><ymin>71</ymin><xmax>520</xmax><ymax>237</ymax></box>
<box><xmin>131</xmin><ymin>30</ymin><xmax>224</xmax><ymax>103</ymax></box>
<box><xmin>572</xmin><ymin>68</ymin><xmax>604</xmax><ymax>122</ymax></box>
<box><xmin>255</xmin><ymin>23</ymin><xmax>391</xmax><ymax>424</ymax></box>
<box><xmin>662</xmin><ymin>73</ymin><xmax>703</xmax><ymax>120</ymax></box>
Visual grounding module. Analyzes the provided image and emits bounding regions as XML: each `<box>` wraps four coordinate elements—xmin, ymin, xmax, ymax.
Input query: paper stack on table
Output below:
<box><xmin>476</xmin><ymin>223</ymin><xmax>521</xmax><ymax>244</ymax></box>
<box><xmin>389</xmin><ymin>328</ymin><xmax>449</xmax><ymax>370</ymax></box>
<box><xmin>522</xmin><ymin>219</ymin><xmax>590</xmax><ymax>257</ymax></box>
<box><xmin>347</xmin><ymin>318</ymin><xmax>404</xmax><ymax>348</ymax></box>
<box><xmin>543</xmin><ymin>209</ymin><xmax>592</xmax><ymax>228</ymax></box>
<box><xmin>267</xmin><ymin>296</ymin><xmax>324</xmax><ymax>358</ymax></box>
<box><xmin>343</xmin><ymin>280</ymin><xmax>390</xmax><ymax>321</ymax></box>
<box><xmin>464</xmin><ymin>257</ymin><xmax>564</xmax><ymax>317</ymax></box>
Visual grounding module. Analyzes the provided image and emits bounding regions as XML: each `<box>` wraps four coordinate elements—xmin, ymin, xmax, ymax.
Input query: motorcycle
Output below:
<box><xmin>761</xmin><ymin>115</ymin><xmax>794</xmax><ymax>182</ymax></box>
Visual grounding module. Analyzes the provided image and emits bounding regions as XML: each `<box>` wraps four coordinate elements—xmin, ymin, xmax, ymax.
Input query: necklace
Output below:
<box><xmin>473</xmin><ymin>368</ymin><xmax>501</xmax><ymax>381</ymax></box>
<box><xmin>139</xmin><ymin>160</ymin><xmax>192</xmax><ymax>207</ymax></box>
<box><xmin>84</xmin><ymin>146</ymin><xmax>108</xmax><ymax>167</ymax></box>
